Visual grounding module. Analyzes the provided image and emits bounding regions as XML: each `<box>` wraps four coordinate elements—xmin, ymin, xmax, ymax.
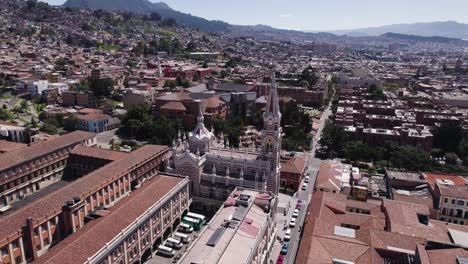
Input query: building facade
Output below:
<box><xmin>169</xmin><ymin>76</ymin><xmax>282</xmax><ymax>211</ymax></box>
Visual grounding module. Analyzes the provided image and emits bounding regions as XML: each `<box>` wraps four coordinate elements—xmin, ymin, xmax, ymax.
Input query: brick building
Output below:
<box><xmin>0</xmin><ymin>131</ymin><xmax>97</xmax><ymax>209</ymax></box>
<box><xmin>0</xmin><ymin>145</ymin><xmax>170</xmax><ymax>263</ymax></box>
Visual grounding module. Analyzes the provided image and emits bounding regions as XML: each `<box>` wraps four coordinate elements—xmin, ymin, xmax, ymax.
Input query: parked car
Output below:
<box><xmin>304</xmin><ymin>176</ymin><xmax>310</xmax><ymax>183</ymax></box>
<box><xmin>281</xmin><ymin>243</ymin><xmax>289</xmax><ymax>255</ymax></box>
<box><xmin>292</xmin><ymin>209</ymin><xmax>299</xmax><ymax>218</ymax></box>
<box><xmin>289</xmin><ymin>218</ymin><xmax>296</xmax><ymax>228</ymax></box>
<box><xmin>277</xmin><ymin>255</ymin><xmax>285</xmax><ymax>264</ymax></box>
<box><xmin>302</xmin><ymin>183</ymin><xmax>308</xmax><ymax>190</ymax></box>
<box><xmin>296</xmin><ymin>200</ymin><xmax>303</xmax><ymax>209</ymax></box>
<box><xmin>284</xmin><ymin>229</ymin><xmax>291</xmax><ymax>241</ymax></box>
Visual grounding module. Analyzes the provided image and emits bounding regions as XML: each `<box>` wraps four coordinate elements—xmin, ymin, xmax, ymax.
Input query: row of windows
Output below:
<box><xmin>1</xmin><ymin>149</ymin><xmax>69</xmax><ymax>180</ymax></box>
<box><xmin>443</xmin><ymin>197</ymin><xmax>468</xmax><ymax>207</ymax></box>
<box><xmin>440</xmin><ymin>217</ymin><xmax>465</xmax><ymax>225</ymax></box>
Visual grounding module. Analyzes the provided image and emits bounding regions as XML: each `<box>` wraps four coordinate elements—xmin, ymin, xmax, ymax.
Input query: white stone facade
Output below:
<box><xmin>168</xmin><ymin>76</ymin><xmax>282</xmax><ymax>205</ymax></box>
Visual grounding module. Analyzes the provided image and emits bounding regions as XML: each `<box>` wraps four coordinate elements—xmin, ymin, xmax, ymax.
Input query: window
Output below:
<box><xmin>44</xmin><ymin>237</ymin><xmax>50</xmax><ymax>246</ymax></box>
<box><xmin>452</xmin><ymin>199</ymin><xmax>456</xmax><ymax>204</ymax></box>
<box><xmin>12</xmin><ymin>241</ymin><xmax>18</xmax><ymax>249</ymax></box>
<box><xmin>1</xmin><ymin>248</ymin><xmax>8</xmax><ymax>257</ymax></box>
<box><xmin>457</xmin><ymin>200</ymin><xmax>464</xmax><ymax>206</ymax></box>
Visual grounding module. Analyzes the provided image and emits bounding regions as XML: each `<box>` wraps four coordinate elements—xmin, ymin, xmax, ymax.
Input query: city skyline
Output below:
<box><xmin>39</xmin><ymin>0</ymin><xmax>468</xmax><ymax>31</ymax></box>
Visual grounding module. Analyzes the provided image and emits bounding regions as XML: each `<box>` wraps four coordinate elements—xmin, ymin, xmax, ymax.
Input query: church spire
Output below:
<box><xmin>196</xmin><ymin>99</ymin><xmax>204</xmax><ymax>126</ymax></box>
<box><xmin>264</xmin><ymin>73</ymin><xmax>281</xmax><ymax>120</ymax></box>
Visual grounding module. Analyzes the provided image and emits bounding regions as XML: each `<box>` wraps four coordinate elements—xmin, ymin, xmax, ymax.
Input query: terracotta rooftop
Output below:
<box><xmin>295</xmin><ymin>191</ymin><xmax>460</xmax><ymax>264</ymax></box>
<box><xmin>280</xmin><ymin>153</ymin><xmax>306</xmax><ymax>174</ymax></box>
<box><xmin>0</xmin><ymin>140</ymin><xmax>27</xmax><ymax>153</ymax></box>
<box><xmin>75</xmin><ymin>113</ymin><xmax>110</xmax><ymax>121</ymax></box>
<box><xmin>35</xmin><ymin>174</ymin><xmax>186</xmax><ymax>264</ymax></box>
<box><xmin>160</xmin><ymin>101</ymin><xmax>187</xmax><ymax>111</ymax></box>
<box><xmin>316</xmin><ymin>161</ymin><xmax>342</xmax><ymax>192</ymax></box>
<box><xmin>437</xmin><ymin>183</ymin><xmax>468</xmax><ymax>199</ymax></box>
<box><xmin>70</xmin><ymin>146</ymin><xmax>128</xmax><ymax>161</ymax></box>
<box><xmin>0</xmin><ymin>145</ymin><xmax>169</xmax><ymax>240</ymax></box>
<box><xmin>424</xmin><ymin>172</ymin><xmax>466</xmax><ymax>191</ymax></box>
<box><xmin>0</xmin><ymin>131</ymin><xmax>95</xmax><ymax>172</ymax></box>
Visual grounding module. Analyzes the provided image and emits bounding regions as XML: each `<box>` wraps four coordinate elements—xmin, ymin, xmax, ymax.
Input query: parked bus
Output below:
<box><xmin>178</xmin><ymin>223</ymin><xmax>194</xmax><ymax>233</ymax></box>
<box><xmin>165</xmin><ymin>237</ymin><xmax>183</xmax><ymax>250</ymax></box>
<box><xmin>186</xmin><ymin>212</ymin><xmax>206</xmax><ymax>225</ymax></box>
<box><xmin>174</xmin><ymin>232</ymin><xmax>191</xmax><ymax>244</ymax></box>
<box><xmin>182</xmin><ymin>216</ymin><xmax>203</xmax><ymax>231</ymax></box>
<box><xmin>157</xmin><ymin>245</ymin><xmax>175</xmax><ymax>257</ymax></box>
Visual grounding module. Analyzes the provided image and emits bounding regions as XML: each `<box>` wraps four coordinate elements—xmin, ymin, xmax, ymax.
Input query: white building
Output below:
<box><xmin>48</xmin><ymin>82</ymin><xmax>69</xmax><ymax>95</ymax></box>
<box><xmin>28</xmin><ymin>80</ymin><xmax>49</xmax><ymax>95</ymax></box>
<box><xmin>168</xmin><ymin>75</ymin><xmax>282</xmax><ymax>211</ymax></box>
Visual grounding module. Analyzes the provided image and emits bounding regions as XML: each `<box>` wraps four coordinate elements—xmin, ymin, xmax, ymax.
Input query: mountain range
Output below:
<box><xmin>322</xmin><ymin>21</ymin><xmax>468</xmax><ymax>40</ymax></box>
<box><xmin>63</xmin><ymin>0</ymin><xmax>230</xmax><ymax>32</ymax></box>
<box><xmin>62</xmin><ymin>0</ymin><xmax>468</xmax><ymax>43</ymax></box>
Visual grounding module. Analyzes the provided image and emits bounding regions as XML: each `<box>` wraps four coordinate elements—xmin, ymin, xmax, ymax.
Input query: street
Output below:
<box><xmin>282</xmin><ymin>93</ymin><xmax>333</xmax><ymax>264</ymax></box>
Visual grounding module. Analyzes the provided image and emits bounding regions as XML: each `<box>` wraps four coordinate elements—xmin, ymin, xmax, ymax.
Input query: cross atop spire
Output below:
<box><xmin>264</xmin><ymin>73</ymin><xmax>281</xmax><ymax>120</ymax></box>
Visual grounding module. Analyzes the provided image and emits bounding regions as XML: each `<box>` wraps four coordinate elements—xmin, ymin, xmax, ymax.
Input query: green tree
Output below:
<box><xmin>149</xmin><ymin>12</ymin><xmax>161</xmax><ymax>21</ymax></box>
<box><xmin>63</xmin><ymin>115</ymin><xmax>79</xmax><ymax>131</ymax></box>
<box><xmin>40</xmin><ymin>123</ymin><xmax>58</xmax><ymax>135</ymax></box>
<box><xmin>89</xmin><ymin>78</ymin><xmax>114</xmax><ymax>97</ymax></box>
<box><xmin>433</xmin><ymin>122</ymin><xmax>463</xmax><ymax>153</ymax></box>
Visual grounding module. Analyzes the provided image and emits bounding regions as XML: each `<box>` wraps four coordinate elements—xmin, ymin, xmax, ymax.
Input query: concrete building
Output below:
<box><xmin>434</xmin><ymin>181</ymin><xmax>468</xmax><ymax>225</ymax></box>
<box><xmin>179</xmin><ymin>188</ymin><xmax>277</xmax><ymax>264</ymax></box>
<box><xmin>28</xmin><ymin>81</ymin><xmax>48</xmax><ymax>95</ymax></box>
<box><xmin>75</xmin><ymin>113</ymin><xmax>111</xmax><ymax>133</ymax></box>
<box><xmin>62</xmin><ymin>91</ymin><xmax>97</xmax><ymax>108</ymax></box>
<box><xmin>122</xmin><ymin>89</ymin><xmax>154</xmax><ymax>109</ymax></box>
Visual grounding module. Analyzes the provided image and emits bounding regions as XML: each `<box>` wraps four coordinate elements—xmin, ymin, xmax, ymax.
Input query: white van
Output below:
<box><xmin>178</xmin><ymin>223</ymin><xmax>194</xmax><ymax>233</ymax></box>
<box><xmin>284</xmin><ymin>229</ymin><xmax>291</xmax><ymax>241</ymax></box>
<box><xmin>174</xmin><ymin>232</ymin><xmax>191</xmax><ymax>244</ymax></box>
<box><xmin>165</xmin><ymin>237</ymin><xmax>183</xmax><ymax>250</ymax></box>
<box><xmin>157</xmin><ymin>245</ymin><xmax>175</xmax><ymax>257</ymax></box>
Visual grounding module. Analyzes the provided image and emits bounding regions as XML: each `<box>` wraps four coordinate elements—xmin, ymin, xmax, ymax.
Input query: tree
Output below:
<box><xmin>202</xmin><ymin>61</ymin><xmax>208</xmax><ymax>68</ymax></box>
<box><xmin>368</xmin><ymin>84</ymin><xmax>385</xmax><ymax>100</ymax></box>
<box><xmin>30</xmin><ymin>117</ymin><xmax>37</xmax><ymax>128</ymax></box>
<box><xmin>149</xmin><ymin>12</ymin><xmax>162</xmax><ymax>21</ymax></box>
<box><xmin>161</xmin><ymin>18</ymin><xmax>177</xmax><ymax>27</ymax></box>
<box><xmin>299</xmin><ymin>66</ymin><xmax>319</xmax><ymax>88</ymax></box>
<box><xmin>89</xmin><ymin>78</ymin><xmax>114</xmax><ymax>97</ymax></box>
<box><xmin>186</xmin><ymin>41</ymin><xmax>196</xmax><ymax>51</ymax></box>
<box><xmin>63</xmin><ymin>116</ymin><xmax>79</xmax><ymax>131</ymax></box>
<box><xmin>317</xmin><ymin>120</ymin><xmax>348</xmax><ymax>159</ymax></box>
<box><xmin>389</xmin><ymin>146</ymin><xmax>432</xmax><ymax>171</ymax></box>
<box><xmin>40</xmin><ymin>123</ymin><xmax>58</xmax><ymax>135</ymax></box>
<box><xmin>433</xmin><ymin>122</ymin><xmax>463</xmax><ymax>153</ymax></box>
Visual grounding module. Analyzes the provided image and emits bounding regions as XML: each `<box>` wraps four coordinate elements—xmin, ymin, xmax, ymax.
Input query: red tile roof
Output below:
<box><xmin>75</xmin><ymin>113</ymin><xmax>110</xmax><ymax>121</ymax></box>
<box><xmin>424</xmin><ymin>173</ymin><xmax>467</xmax><ymax>191</ymax></box>
<box><xmin>0</xmin><ymin>131</ymin><xmax>95</xmax><ymax>171</ymax></box>
<box><xmin>437</xmin><ymin>183</ymin><xmax>468</xmax><ymax>200</ymax></box>
<box><xmin>35</xmin><ymin>174</ymin><xmax>187</xmax><ymax>264</ymax></box>
<box><xmin>0</xmin><ymin>145</ymin><xmax>169</xmax><ymax>240</ymax></box>
<box><xmin>280</xmin><ymin>153</ymin><xmax>306</xmax><ymax>174</ymax></box>
<box><xmin>70</xmin><ymin>146</ymin><xmax>128</xmax><ymax>161</ymax></box>
<box><xmin>160</xmin><ymin>101</ymin><xmax>187</xmax><ymax>111</ymax></box>
<box><xmin>0</xmin><ymin>140</ymin><xmax>27</xmax><ymax>153</ymax></box>
<box><xmin>316</xmin><ymin>161</ymin><xmax>342</xmax><ymax>192</ymax></box>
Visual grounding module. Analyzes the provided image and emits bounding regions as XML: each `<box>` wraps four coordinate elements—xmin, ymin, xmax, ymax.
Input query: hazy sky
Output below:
<box><xmin>39</xmin><ymin>0</ymin><xmax>468</xmax><ymax>31</ymax></box>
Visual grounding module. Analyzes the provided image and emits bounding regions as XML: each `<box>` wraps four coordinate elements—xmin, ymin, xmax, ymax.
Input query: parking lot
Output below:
<box><xmin>145</xmin><ymin>224</ymin><xmax>203</xmax><ymax>264</ymax></box>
